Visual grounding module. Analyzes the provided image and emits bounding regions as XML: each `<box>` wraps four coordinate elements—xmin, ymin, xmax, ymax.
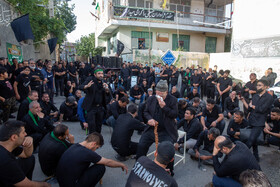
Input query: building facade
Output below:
<box><xmin>93</xmin><ymin>0</ymin><xmax>232</xmax><ymax>57</ymax></box>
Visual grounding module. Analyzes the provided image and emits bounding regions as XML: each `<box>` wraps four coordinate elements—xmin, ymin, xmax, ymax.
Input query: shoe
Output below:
<box><xmin>9</xmin><ymin>114</ymin><xmax>15</xmax><ymax>118</ymax></box>
<box><xmin>115</xmin><ymin>154</ymin><xmax>127</xmax><ymax>162</ymax></box>
<box><xmin>178</xmin><ymin>147</ymin><xmax>184</xmax><ymax>154</ymax></box>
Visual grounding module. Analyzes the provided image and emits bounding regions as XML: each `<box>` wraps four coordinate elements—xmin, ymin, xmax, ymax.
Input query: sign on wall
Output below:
<box><xmin>156</xmin><ymin>33</ymin><xmax>169</xmax><ymax>42</ymax></box>
<box><xmin>113</xmin><ymin>6</ymin><xmax>175</xmax><ymax>21</ymax></box>
<box><xmin>161</xmin><ymin>50</ymin><xmax>176</xmax><ymax>66</ymax></box>
<box><xmin>6</xmin><ymin>43</ymin><xmax>23</xmax><ymax>64</ymax></box>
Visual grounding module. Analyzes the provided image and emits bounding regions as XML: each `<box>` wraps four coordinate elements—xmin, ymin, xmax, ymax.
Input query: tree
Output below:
<box><xmin>7</xmin><ymin>0</ymin><xmax>76</xmax><ymax>44</ymax></box>
<box><xmin>75</xmin><ymin>33</ymin><xmax>104</xmax><ymax>58</ymax></box>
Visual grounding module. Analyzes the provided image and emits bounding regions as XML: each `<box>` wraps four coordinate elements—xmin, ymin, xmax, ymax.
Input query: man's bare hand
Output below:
<box><xmin>85</xmin><ymin>80</ymin><xmax>94</xmax><ymax>89</ymax></box>
<box><xmin>157</xmin><ymin>97</ymin><xmax>166</xmax><ymax>108</ymax></box>
<box><xmin>22</xmin><ymin>137</ymin><xmax>33</xmax><ymax>148</ymax></box>
<box><xmin>83</xmin><ymin>122</ymin><xmax>89</xmax><ymax>128</ymax></box>
<box><xmin>37</xmin><ymin>112</ymin><xmax>44</xmax><ymax>119</ymax></box>
<box><xmin>210</xmin><ymin>121</ymin><xmax>217</xmax><ymax>127</ymax></box>
<box><xmin>121</xmin><ymin>163</ymin><xmax>128</xmax><ymax>174</ymax></box>
<box><xmin>67</xmin><ymin>134</ymin><xmax>75</xmax><ymax>143</ymax></box>
<box><xmin>147</xmin><ymin>119</ymin><xmax>156</xmax><ymax>126</ymax></box>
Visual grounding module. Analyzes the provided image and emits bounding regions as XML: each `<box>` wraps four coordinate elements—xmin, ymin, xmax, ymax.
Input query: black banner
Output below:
<box><xmin>48</xmin><ymin>38</ymin><xmax>58</xmax><ymax>54</ymax></box>
<box><xmin>114</xmin><ymin>6</ymin><xmax>175</xmax><ymax>21</ymax></box>
<box><xmin>117</xmin><ymin>40</ymin><xmax>124</xmax><ymax>56</ymax></box>
<box><xmin>11</xmin><ymin>14</ymin><xmax>34</xmax><ymax>43</ymax></box>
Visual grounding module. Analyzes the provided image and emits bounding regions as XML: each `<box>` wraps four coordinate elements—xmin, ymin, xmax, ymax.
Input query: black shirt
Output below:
<box><xmin>0</xmin><ymin>79</ymin><xmax>15</xmax><ymax>99</ymax></box>
<box><xmin>202</xmin><ymin>104</ymin><xmax>222</xmax><ymax>124</ymax></box>
<box><xmin>55</xmin><ymin>67</ymin><xmax>66</xmax><ymax>79</ymax></box>
<box><xmin>130</xmin><ymin>87</ymin><xmax>144</xmax><ymax>98</ymax></box>
<box><xmin>30</xmin><ymin>69</ymin><xmax>43</xmax><ymax>87</ymax></box>
<box><xmin>227</xmin><ymin>119</ymin><xmax>249</xmax><ymax>138</ymax></box>
<box><xmin>193</xmin><ymin>130</ymin><xmax>214</xmax><ymax>153</ymax></box>
<box><xmin>267</xmin><ymin>116</ymin><xmax>280</xmax><ymax>133</ymax></box>
<box><xmin>243</xmin><ymin>80</ymin><xmax>257</xmax><ymax>99</ymax></box>
<box><xmin>177</xmin><ymin>118</ymin><xmax>202</xmax><ymax>143</ymax></box>
<box><xmin>190</xmin><ymin>74</ymin><xmax>202</xmax><ymax>86</ymax></box>
<box><xmin>56</xmin><ymin>144</ymin><xmax>102</xmax><ymax>187</ymax></box>
<box><xmin>59</xmin><ymin>102</ymin><xmax>75</xmax><ymax>120</ymax></box>
<box><xmin>92</xmin><ymin>78</ymin><xmax>104</xmax><ymax>106</ymax></box>
<box><xmin>15</xmin><ymin>74</ymin><xmax>30</xmax><ymax>99</ymax></box>
<box><xmin>126</xmin><ymin>156</ymin><xmax>178</xmax><ymax>187</ymax></box>
<box><xmin>224</xmin><ymin>97</ymin><xmax>239</xmax><ymax>113</ymax></box>
<box><xmin>0</xmin><ymin>146</ymin><xmax>25</xmax><ymax>187</ymax></box>
<box><xmin>131</xmin><ymin>65</ymin><xmax>139</xmax><ymax>76</ymax></box>
<box><xmin>108</xmin><ymin>101</ymin><xmax>127</xmax><ymax>120</ymax></box>
<box><xmin>187</xmin><ymin>92</ymin><xmax>200</xmax><ymax>100</ymax></box>
<box><xmin>68</xmin><ymin>66</ymin><xmax>77</xmax><ymax>76</ymax></box>
<box><xmin>205</xmin><ymin>72</ymin><xmax>217</xmax><ymax>87</ymax></box>
<box><xmin>40</xmin><ymin>101</ymin><xmax>58</xmax><ymax>116</ymax></box>
<box><xmin>171</xmin><ymin>91</ymin><xmax>180</xmax><ymax>98</ymax></box>
<box><xmin>218</xmin><ymin>77</ymin><xmax>232</xmax><ymax>92</ymax></box>
<box><xmin>213</xmin><ymin>141</ymin><xmax>261</xmax><ymax>181</ymax></box>
<box><xmin>121</xmin><ymin>68</ymin><xmax>130</xmax><ymax>78</ymax></box>
<box><xmin>39</xmin><ymin>133</ymin><xmax>72</xmax><ymax>176</ymax></box>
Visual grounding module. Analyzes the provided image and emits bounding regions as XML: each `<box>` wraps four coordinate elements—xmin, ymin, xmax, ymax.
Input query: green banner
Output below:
<box><xmin>6</xmin><ymin>43</ymin><xmax>23</xmax><ymax>65</ymax></box>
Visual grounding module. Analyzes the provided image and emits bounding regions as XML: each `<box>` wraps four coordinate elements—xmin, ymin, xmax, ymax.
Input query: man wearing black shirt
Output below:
<box><xmin>243</xmin><ymin>73</ymin><xmax>257</xmax><ymax>117</ymax></box>
<box><xmin>175</xmin><ymin>108</ymin><xmax>203</xmax><ymax>152</ymax></box>
<box><xmin>190</xmin><ymin>69</ymin><xmax>202</xmax><ymax>94</ymax></box>
<box><xmin>227</xmin><ymin>111</ymin><xmax>249</xmax><ymax>142</ymax></box>
<box><xmin>180</xmin><ymin>68</ymin><xmax>191</xmax><ymax>97</ymax></box>
<box><xmin>78</xmin><ymin>62</ymin><xmax>89</xmax><ymax>84</ymax></box>
<box><xmin>205</xmin><ymin>68</ymin><xmax>217</xmax><ymax>99</ymax></box>
<box><xmin>189</xmin><ymin>128</ymin><xmax>220</xmax><ymax>165</ymax></box>
<box><xmin>79</xmin><ymin>66</ymin><xmax>108</xmax><ymax>134</ymax></box>
<box><xmin>170</xmin><ymin>66</ymin><xmax>179</xmax><ymax>88</ymax></box>
<box><xmin>126</xmin><ymin>141</ymin><xmax>178</xmax><ymax>187</ymax></box>
<box><xmin>0</xmin><ymin>120</ymin><xmax>50</xmax><ymax>187</ymax></box>
<box><xmin>106</xmin><ymin>96</ymin><xmax>129</xmax><ymax>128</ymax></box>
<box><xmin>240</xmin><ymin>79</ymin><xmax>274</xmax><ymax>161</ymax></box>
<box><xmin>212</xmin><ymin>136</ymin><xmax>260</xmax><ymax>187</ymax></box>
<box><xmin>54</xmin><ymin>63</ymin><xmax>66</xmax><ymax>96</ymax></box>
<box><xmin>186</xmin><ymin>87</ymin><xmax>200</xmax><ymax>100</ymax></box>
<box><xmin>40</xmin><ymin>93</ymin><xmax>58</xmax><ymax>120</ymax></box>
<box><xmin>111</xmin><ymin>105</ymin><xmax>146</xmax><ymax>161</ymax></box>
<box><xmin>264</xmin><ymin>108</ymin><xmax>280</xmax><ymax>150</ymax></box>
<box><xmin>13</xmin><ymin>66</ymin><xmax>31</xmax><ymax>103</ymax></box>
<box><xmin>224</xmin><ymin>91</ymin><xmax>239</xmax><ymax>119</ymax></box>
<box><xmin>17</xmin><ymin>90</ymin><xmax>39</xmax><ymax>121</ymax></box>
<box><xmin>39</xmin><ymin>124</ymin><xmax>74</xmax><ymax>177</ymax></box>
<box><xmin>131</xmin><ymin>61</ymin><xmax>139</xmax><ymax>77</ymax></box>
<box><xmin>67</xmin><ymin>62</ymin><xmax>77</xmax><ymax>84</ymax></box>
<box><xmin>130</xmin><ymin>85</ymin><xmax>145</xmax><ymax>104</ymax></box>
<box><xmin>29</xmin><ymin>59</ymin><xmax>44</xmax><ymax>98</ymax></box>
<box><xmin>56</xmin><ymin>133</ymin><xmax>128</xmax><ymax>187</ymax></box>
<box><xmin>58</xmin><ymin>96</ymin><xmax>78</xmax><ymax>123</ymax></box>
<box><xmin>159</xmin><ymin>65</ymin><xmax>169</xmax><ymax>81</ymax></box>
<box><xmin>115</xmin><ymin>87</ymin><xmax>128</xmax><ymax>101</ymax></box>
<box><xmin>120</xmin><ymin>63</ymin><xmax>131</xmax><ymax>91</ymax></box>
<box><xmin>217</xmin><ymin>70</ymin><xmax>232</xmax><ymax>111</ymax></box>
<box><xmin>201</xmin><ymin>98</ymin><xmax>225</xmax><ymax>134</ymax></box>
<box><xmin>171</xmin><ymin>86</ymin><xmax>180</xmax><ymax>98</ymax></box>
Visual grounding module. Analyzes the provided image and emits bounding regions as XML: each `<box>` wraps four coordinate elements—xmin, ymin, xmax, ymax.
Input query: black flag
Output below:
<box><xmin>11</xmin><ymin>14</ymin><xmax>34</xmax><ymax>43</ymax></box>
<box><xmin>47</xmin><ymin>38</ymin><xmax>58</xmax><ymax>54</ymax></box>
<box><xmin>117</xmin><ymin>40</ymin><xmax>124</xmax><ymax>56</ymax></box>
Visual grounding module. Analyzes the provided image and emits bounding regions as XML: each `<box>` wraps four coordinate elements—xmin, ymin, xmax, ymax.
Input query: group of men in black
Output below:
<box><xmin>0</xmin><ymin>56</ymin><xmax>279</xmax><ymax>187</ymax></box>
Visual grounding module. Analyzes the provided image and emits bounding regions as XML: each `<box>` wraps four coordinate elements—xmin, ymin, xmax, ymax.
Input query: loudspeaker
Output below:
<box><xmin>116</xmin><ymin>58</ymin><xmax>122</xmax><ymax>68</ymax></box>
<box><xmin>103</xmin><ymin>57</ymin><xmax>111</xmax><ymax>68</ymax></box>
<box><xmin>110</xmin><ymin>57</ymin><xmax>117</xmax><ymax>68</ymax></box>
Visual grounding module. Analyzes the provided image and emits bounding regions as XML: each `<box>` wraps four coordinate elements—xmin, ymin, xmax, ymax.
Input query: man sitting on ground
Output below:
<box><xmin>264</xmin><ymin>108</ymin><xmax>280</xmax><ymax>151</ymax></box>
<box><xmin>129</xmin><ymin>85</ymin><xmax>145</xmax><ymax>104</ymax></box>
<box><xmin>17</xmin><ymin>90</ymin><xmax>38</xmax><ymax>121</ymax></box>
<box><xmin>186</xmin><ymin>87</ymin><xmax>200</xmax><ymax>101</ymax></box>
<box><xmin>39</xmin><ymin>124</ymin><xmax>74</xmax><ymax>177</ymax></box>
<box><xmin>171</xmin><ymin>86</ymin><xmax>180</xmax><ymax>98</ymax></box>
<box><xmin>227</xmin><ymin>111</ymin><xmax>249</xmax><ymax>142</ymax></box>
<box><xmin>224</xmin><ymin>91</ymin><xmax>239</xmax><ymax>119</ymax></box>
<box><xmin>22</xmin><ymin>101</ymin><xmax>54</xmax><ymax>150</ymax></box>
<box><xmin>212</xmin><ymin>136</ymin><xmax>261</xmax><ymax>187</ymax></box>
<box><xmin>106</xmin><ymin>96</ymin><xmax>129</xmax><ymax>128</ymax></box>
<box><xmin>126</xmin><ymin>141</ymin><xmax>178</xmax><ymax>187</ymax></box>
<box><xmin>56</xmin><ymin>132</ymin><xmax>128</xmax><ymax>187</ymax></box>
<box><xmin>111</xmin><ymin>104</ymin><xmax>146</xmax><ymax>161</ymax></box>
<box><xmin>40</xmin><ymin>93</ymin><xmax>58</xmax><ymax>121</ymax></box>
<box><xmin>188</xmin><ymin>97</ymin><xmax>205</xmax><ymax>119</ymax></box>
<box><xmin>58</xmin><ymin>96</ymin><xmax>78</xmax><ymax>123</ymax></box>
<box><xmin>0</xmin><ymin>120</ymin><xmax>50</xmax><ymax>187</ymax></box>
<box><xmin>189</xmin><ymin>128</ymin><xmax>220</xmax><ymax>165</ymax></box>
<box><xmin>175</xmin><ymin>108</ymin><xmax>203</xmax><ymax>153</ymax></box>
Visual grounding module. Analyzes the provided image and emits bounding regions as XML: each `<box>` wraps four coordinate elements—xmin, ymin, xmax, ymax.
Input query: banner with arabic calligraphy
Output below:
<box><xmin>113</xmin><ymin>6</ymin><xmax>175</xmax><ymax>21</ymax></box>
<box><xmin>6</xmin><ymin>43</ymin><xmax>23</xmax><ymax>64</ymax></box>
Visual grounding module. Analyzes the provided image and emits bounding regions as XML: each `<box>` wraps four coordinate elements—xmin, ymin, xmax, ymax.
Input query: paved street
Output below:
<box><xmin>30</xmin><ymin>96</ymin><xmax>280</xmax><ymax>187</ymax></box>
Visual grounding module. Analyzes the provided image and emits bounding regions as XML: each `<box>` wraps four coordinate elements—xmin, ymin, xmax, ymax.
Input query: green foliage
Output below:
<box><xmin>75</xmin><ymin>33</ymin><xmax>104</xmax><ymax>57</ymax></box>
<box><xmin>7</xmin><ymin>0</ymin><xmax>76</xmax><ymax>44</ymax></box>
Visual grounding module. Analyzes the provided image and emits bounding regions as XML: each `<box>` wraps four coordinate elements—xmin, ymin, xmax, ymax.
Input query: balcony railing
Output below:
<box><xmin>111</xmin><ymin>5</ymin><xmax>231</xmax><ymax>29</ymax></box>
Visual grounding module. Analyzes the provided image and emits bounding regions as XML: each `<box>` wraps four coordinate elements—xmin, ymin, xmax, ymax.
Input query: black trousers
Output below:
<box><xmin>55</xmin><ymin>78</ymin><xmax>64</xmax><ymax>96</ymax></box>
<box><xmin>206</xmin><ymin>86</ymin><xmax>215</xmax><ymax>99</ymax></box>
<box><xmin>268</xmin><ymin>136</ymin><xmax>280</xmax><ymax>149</ymax></box>
<box><xmin>113</xmin><ymin>141</ymin><xmax>138</xmax><ymax>157</ymax></box>
<box><xmin>136</xmin><ymin>129</ymin><xmax>175</xmax><ymax>172</ymax></box>
<box><xmin>17</xmin><ymin>155</ymin><xmax>35</xmax><ymax>180</ymax></box>
<box><xmin>86</xmin><ymin>106</ymin><xmax>104</xmax><ymax>134</ymax></box>
<box><xmin>216</xmin><ymin>92</ymin><xmax>229</xmax><ymax>112</ymax></box>
<box><xmin>246</xmin><ymin>126</ymin><xmax>263</xmax><ymax>159</ymax></box>
<box><xmin>76</xmin><ymin>164</ymin><xmax>106</xmax><ymax>187</ymax></box>
<box><xmin>180</xmin><ymin>84</ymin><xmax>189</xmax><ymax>98</ymax></box>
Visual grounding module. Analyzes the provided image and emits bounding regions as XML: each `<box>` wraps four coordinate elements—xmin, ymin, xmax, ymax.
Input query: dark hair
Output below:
<box><xmin>119</xmin><ymin>96</ymin><xmax>129</xmax><ymax>104</ymax></box>
<box><xmin>217</xmin><ymin>136</ymin><xmax>233</xmax><ymax>149</ymax></box>
<box><xmin>0</xmin><ymin>120</ymin><xmax>25</xmax><ymax>141</ymax></box>
<box><xmin>239</xmin><ymin>170</ymin><xmax>272</xmax><ymax>187</ymax></box>
<box><xmin>219</xmin><ymin>70</ymin><xmax>224</xmax><ymax>75</ymax></box>
<box><xmin>268</xmin><ymin>68</ymin><xmax>273</xmax><ymax>71</ymax></box>
<box><xmin>224</xmin><ymin>70</ymin><xmax>230</xmax><ymax>74</ymax></box>
<box><xmin>193</xmin><ymin>87</ymin><xmax>198</xmax><ymax>90</ymax></box>
<box><xmin>37</xmin><ymin>62</ymin><xmax>43</xmax><ymax>67</ymax></box>
<box><xmin>271</xmin><ymin>107</ymin><xmax>280</xmax><ymax>114</ymax></box>
<box><xmin>128</xmin><ymin>104</ymin><xmax>138</xmax><ymax>114</ymax></box>
<box><xmin>28</xmin><ymin>90</ymin><xmax>38</xmax><ymax>96</ymax></box>
<box><xmin>193</xmin><ymin>97</ymin><xmax>200</xmax><ymax>103</ymax></box>
<box><xmin>0</xmin><ymin>67</ymin><xmax>7</xmax><ymax>75</ymax></box>
<box><xmin>85</xmin><ymin>132</ymin><xmax>104</xmax><ymax>146</ymax></box>
<box><xmin>234</xmin><ymin>111</ymin><xmax>244</xmax><ymax>118</ymax></box>
<box><xmin>53</xmin><ymin>124</ymin><xmax>68</xmax><ymax>138</ymax></box>
<box><xmin>207</xmin><ymin>98</ymin><xmax>216</xmax><ymax>105</ymax></box>
<box><xmin>186</xmin><ymin>108</ymin><xmax>196</xmax><ymax>116</ymax></box>
<box><xmin>178</xmin><ymin>99</ymin><xmax>187</xmax><ymax>108</ymax></box>
<box><xmin>258</xmin><ymin>79</ymin><xmax>269</xmax><ymax>86</ymax></box>
<box><xmin>42</xmin><ymin>92</ymin><xmax>49</xmax><ymax>97</ymax></box>
<box><xmin>208</xmin><ymin>128</ymin><xmax>220</xmax><ymax>139</ymax></box>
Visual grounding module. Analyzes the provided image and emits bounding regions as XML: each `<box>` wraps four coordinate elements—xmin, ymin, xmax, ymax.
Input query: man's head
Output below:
<box><xmin>94</xmin><ymin>66</ymin><xmax>104</xmax><ymax>80</ymax></box>
<box><xmin>194</xmin><ymin>69</ymin><xmax>198</xmax><ymax>75</ymax></box>
<box><xmin>47</xmin><ymin>64</ymin><xmax>52</xmax><ymax>71</ymax></box>
<box><xmin>75</xmin><ymin>90</ymin><xmax>82</xmax><ymax>99</ymax></box>
<box><xmin>192</xmin><ymin>87</ymin><xmax>198</xmax><ymax>95</ymax></box>
<box><xmin>267</xmin><ymin>68</ymin><xmax>273</xmax><ymax>74</ymax></box>
<box><xmin>21</xmin><ymin>66</ymin><xmax>31</xmax><ymax>75</ymax></box>
<box><xmin>257</xmin><ymin>79</ymin><xmax>269</xmax><ymax>94</ymax></box>
<box><xmin>249</xmin><ymin>73</ymin><xmax>256</xmax><ymax>81</ymax></box>
<box><xmin>155</xmin><ymin>141</ymin><xmax>175</xmax><ymax>166</ymax></box>
<box><xmin>224</xmin><ymin>70</ymin><xmax>230</xmax><ymax>78</ymax></box>
<box><xmin>84</xmin><ymin>132</ymin><xmax>104</xmax><ymax>151</ymax></box>
<box><xmin>28</xmin><ymin>59</ymin><xmax>36</xmax><ymax>69</ymax></box>
<box><xmin>215</xmin><ymin>136</ymin><xmax>234</xmax><ymax>155</ymax></box>
<box><xmin>133</xmin><ymin>85</ymin><xmax>139</xmax><ymax>90</ymax></box>
<box><xmin>28</xmin><ymin>90</ymin><xmax>39</xmax><ymax>101</ymax></box>
<box><xmin>0</xmin><ymin>67</ymin><xmax>8</xmax><ymax>79</ymax></box>
<box><xmin>184</xmin><ymin>108</ymin><xmax>196</xmax><ymax>121</ymax></box>
<box><xmin>270</xmin><ymin>108</ymin><xmax>280</xmax><ymax>121</ymax></box>
<box><xmin>156</xmin><ymin>80</ymin><xmax>168</xmax><ymax>99</ymax></box>
<box><xmin>118</xmin><ymin>97</ymin><xmax>129</xmax><ymax>108</ymax></box>
<box><xmin>206</xmin><ymin>98</ymin><xmax>216</xmax><ymax>111</ymax></box>
<box><xmin>66</xmin><ymin>96</ymin><xmax>76</xmax><ymax>106</ymax></box>
<box><xmin>230</xmin><ymin>91</ymin><xmax>237</xmax><ymax>99</ymax></box>
<box><xmin>0</xmin><ymin>57</ymin><xmax>4</xmax><ymax>65</ymax></box>
<box><xmin>239</xmin><ymin>169</ymin><xmax>272</xmax><ymax>187</ymax></box>
<box><xmin>53</xmin><ymin>124</ymin><xmax>69</xmax><ymax>141</ymax></box>
<box><xmin>42</xmin><ymin>93</ymin><xmax>50</xmax><ymax>103</ymax></box>
<box><xmin>0</xmin><ymin>120</ymin><xmax>26</xmax><ymax>147</ymax></box>
<box><xmin>207</xmin><ymin>127</ymin><xmax>220</xmax><ymax>141</ymax></box>
<box><xmin>234</xmin><ymin>111</ymin><xmax>244</xmax><ymax>124</ymax></box>
<box><xmin>148</xmin><ymin>88</ymin><xmax>153</xmax><ymax>96</ymax></box>
<box><xmin>127</xmin><ymin>104</ymin><xmax>138</xmax><ymax>117</ymax></box>
<box><xmin>171</xmin><ymin>86</ymin><xmax>177</xmax><ymax>93</ymax></box>
<box><xmin>29</xmin><ymin>101</ymin><xmax>41</xmax><ymax>115</ymax></box>
<box><xmin>192</xmin><ymin>97</ymin><xmax>200</xmax><ymax>107</ymax></box>
<box><xmin>12</xmin><ymin>58</ymin><xmax>18</xmax><ymax>64</ymax></box>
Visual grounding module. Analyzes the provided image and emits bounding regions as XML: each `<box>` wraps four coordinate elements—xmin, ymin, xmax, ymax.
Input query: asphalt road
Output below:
<box><xmin>30</xmin><ymin>96</ymin><xmax>280</xmax><ymax>187</ymax></box>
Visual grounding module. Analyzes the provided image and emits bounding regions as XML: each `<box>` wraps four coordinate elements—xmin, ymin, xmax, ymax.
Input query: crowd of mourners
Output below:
<box><xmin>0</xmin><ymin>56</ymin><xmax>279</xmax><ymax>187</ymax></box>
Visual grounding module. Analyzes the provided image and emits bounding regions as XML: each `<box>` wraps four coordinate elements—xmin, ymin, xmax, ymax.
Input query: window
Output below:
<box><xmin>169</xmin><ymin>0</ymin><xmax>191</xmax><ymax>18</ymax></box>
<box><xmin>131</xmin><ymin>31</ymin><xmax>152</xmax><ymax>49</ymax></box>
<box><xmin>112</xmin><ymin>0</ymin><xmax>121</xmax><ymax>6</ymax></box>
<box><xmin>205</xmin><ymin>4</ymin><xmax>224</xmax><ymax>24</ymax></box>
<box><xmin>205</xmin><ymin>37</ymin><xmax>217</xmax><ymax>53</ymax></box>
<box><xmin>172</xmin><ymin>34</ymin><xmax>190</xmax><ymax>51</ymax></box>
<box><xmin>129</xmin><ymin>0</ymin><xmax>153</xmax><ymax>8</ymax></box>
<box><xmin>145</xmin><ymin>1</ymin><xmax>153</xmax><ymax>8</ymax></box>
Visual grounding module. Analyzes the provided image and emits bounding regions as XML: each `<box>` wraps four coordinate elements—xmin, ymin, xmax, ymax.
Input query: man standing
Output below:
<box><xmin>243</xmin><ymin>73</ymin><xmax>257</xmax><ymax>117</ymax></box>
<box><xmin>267</xmin><ymin>68</ymin><xmax>277</xmax><ymax>87</ymax></box>
<box><xmin>205</xmin><ymin>68</ymin><xmax>217</xmax><ymax>99</ymax></box>
<box><xmin>111</xmin><ymin>105</ymin><xmax>146</xmax><ymax>161</ymax></box>
<box><xmin>126</xmin><ymin>141</ymin><xmax>178</xmax><ymax>187</ymax></box>
<box><xmin>45</xmin><ymin>64</ymin><xmax>55</xmax><ymax>103</ymax></box>
<box><xmin>240</xmin><ymin>79</ymin><xmax>274</xmax><ymax>161</ymax></box>
<box><xmin>212</xmin><ymin>136</ymin><xmax>260</xmax><ymax>187</ymax></box>
<box><xmin>120</xmin><ymin>63</ymin><xmax>131</xmax><ymax>91</ymax></box>
<box><xmin>136</xmin><ymin>80</ymin><xmax>178</xmax><ymax>175</ymax></box>
<box><xmin>54</xmin><ymin>63</ymin><xmax>66</xmax><ymax>96</ymax></box>
<box><xmin>29</xmin><ymin>59</ymin><xmax>44</xmax><ymax>98</ymax></box>
<box><xmin>13</xmin><ymin>66</ymin><xmax>31</xmax><ymax>103</ymax></box>
<box><xmin>190</xmin><ymin>69</ymin><xmax>202</xmax><ymax>94</ymax></box>
<box><xmin>79</xmin><ymin>66</ymin><xmax>107</xmax><ymax>134</ymax></box>
<box><xmin>217</xmin><ymin>70</ymin><xmax>232</xmax><ymax>111</ymax></box>
<box><xmin>56</xmin><ymin>132</ymin><xmax>128</xmax><ymax>187</ymax></box>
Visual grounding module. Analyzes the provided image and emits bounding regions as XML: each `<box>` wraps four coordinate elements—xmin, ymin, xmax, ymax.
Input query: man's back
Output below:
<box><xmin>126</xmin><ymin>156</ymin><xmax>178</xmax><ymax>187</ymax></box>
